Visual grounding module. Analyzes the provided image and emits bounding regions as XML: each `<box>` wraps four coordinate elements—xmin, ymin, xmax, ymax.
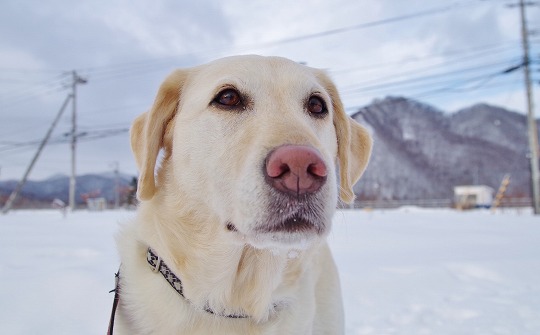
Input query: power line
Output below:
<box><xmin>411</xmin><ymin>73</ymin><xmax>518</xmax><ymax>100</ymax></box>
<box><xmin>0</xmin><ymin>67</ymin><xmax>66</xmax><ymax>73</ymax></box>
<box><xmin>339</xmin><ymin>59</ymin><xmax>526</xmax><ymax>110</ymax></box>
<box><xmin>330</xmin><ymin>41</ymin><xmax>519</xmax><ymax>75</ymax></box>
<box><xmin>0</xmin><ymin>72</ymin><xmax>71</xmax><ymax>109</ymax></box>
<box><xmin>237</xmin><ymin>1</ymin><xmax>482</xmax><ymax>49</ymax></box>
<box><xmin>341</xmin><ymin>58</ymin><xmax>521</xmax><ymax>94</ymax></box>
<box><xmin>70</xmin><ymin>0</ymin><xmax>488</xmax><ymax>78</ymax></box>
<box><xmin>0</xmin><ymin>127</ymin><xmax>129</xmax><ymax>154</ymax></box>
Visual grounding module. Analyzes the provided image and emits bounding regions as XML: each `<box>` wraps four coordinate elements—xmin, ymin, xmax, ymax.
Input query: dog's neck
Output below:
<box><xmin>137</xmin><ymin>198</ymin><xmax>314</xmax><ymax>323</ymax></box>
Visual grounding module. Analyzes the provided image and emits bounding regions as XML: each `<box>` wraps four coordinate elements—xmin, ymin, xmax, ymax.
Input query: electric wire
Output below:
<box><xmin>0</xmin><ymin>127</ymin><xmax>129</xmax><ymax>155</ymax></box>
<box><xmin>71</xmin><ymin>0</ymin><xmax>488</xmax><ymax>81</ymax></box>
<box><xmin>340</xmin><ymin>58</ymin><xmax>521</xmax><ymax>94</ymax></box>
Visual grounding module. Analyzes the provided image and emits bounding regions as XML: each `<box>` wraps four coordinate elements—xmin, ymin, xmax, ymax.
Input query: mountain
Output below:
<box><xmin>352</xmin><ymin>97</ymin><xmax>533</xmax><ymax>201</ymax></box>
<box><xmin>0</xmin><ymin>173</ymin><xmax>136</xmax><ymax>208</ymax></box>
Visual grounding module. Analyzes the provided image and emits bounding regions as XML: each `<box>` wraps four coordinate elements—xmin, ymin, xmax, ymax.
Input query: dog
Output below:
<box><xmin>112</xmin><ymin>55</ymin><xmax>372</xmax><ymax>334</ymax></box>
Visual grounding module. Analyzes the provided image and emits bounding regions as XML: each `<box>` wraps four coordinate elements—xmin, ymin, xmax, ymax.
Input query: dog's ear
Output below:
<box><xmin>336</xmin><ymin>115</ymin><xmax>373</xmax><ymax>203</ymax></box>
<box><xmin>315</xmin><ymin>71</ymin><xmax>372</xmax><ymax>204</ymax></box>
<box><xmin>130</xmin><ymin>69</ymin><xmax>189</xmax><ymax>201</ymax></box>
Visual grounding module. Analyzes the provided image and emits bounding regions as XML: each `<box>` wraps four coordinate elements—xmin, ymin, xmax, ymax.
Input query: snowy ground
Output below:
<box><xmin>1</xmin><ymin>208</ymin><xmax>539</xmax><ymax>334</ymax></box>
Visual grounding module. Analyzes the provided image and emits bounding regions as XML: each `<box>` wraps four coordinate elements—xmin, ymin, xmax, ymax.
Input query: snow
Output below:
<box><xmin>331</xmin><ymin>208</ymin><xmax>540</xmax><ymax>334</ymax></box>
<box><xmin>1</xmin><ymin>208</ymin><xmax>539</xmax><ymax>334</ymax></box>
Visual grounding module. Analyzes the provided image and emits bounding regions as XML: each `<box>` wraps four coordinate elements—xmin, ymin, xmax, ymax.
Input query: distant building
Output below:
<box><xmin>87</xmin><ymin>197</ymin><xmax>107</xmax><ymax>211</ymax></box>
<box><xmin>454</xmin><ymin>185</ymin><xmax>494</xmax><ymax>209</ymax></box>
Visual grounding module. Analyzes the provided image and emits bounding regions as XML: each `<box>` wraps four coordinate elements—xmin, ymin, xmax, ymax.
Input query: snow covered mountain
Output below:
<box><xmin>353</xmin><ymin>97</ymin><xmax>534</xmax><ymax>200</ymax></box>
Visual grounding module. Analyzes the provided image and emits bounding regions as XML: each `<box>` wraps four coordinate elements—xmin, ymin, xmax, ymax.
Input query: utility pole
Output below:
<box><xmin>516</xmin><ymin>0</ymin><xmax>540</xmax><ymax>214</ymax></box>
<box><xmin>69</xmin><ymin>71</ymin><xmax>87</xmax><ymax>211</ymax></box>
<box><xmin>2</xmin><ymin>95</ymin><xmax>72</xmax><ymax>214</ymax></box>
<box><xmin>112</xmin><ymin>161</ymin><xmax>120</xmax><ymax>209</ymax></box>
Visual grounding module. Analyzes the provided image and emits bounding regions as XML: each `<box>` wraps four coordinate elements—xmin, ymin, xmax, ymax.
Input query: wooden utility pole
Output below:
<box><xmin>2</xmin><ymin>95</ymin><xmax>72</xmax><ymax>214</ymax></box>
<box><xmin>69</xmin><ymin>71</ymin><xmax>87</xmax><ymax>211</ymax></box>
<box><xmin>112</xmin><ymin>161</ymin><xmax>120</xmax><ymax>209</ymax></box>
<box><xmin>517</xmin><ymin>0</ymin><xmax>540</xmax><ymax>214</ymax></box>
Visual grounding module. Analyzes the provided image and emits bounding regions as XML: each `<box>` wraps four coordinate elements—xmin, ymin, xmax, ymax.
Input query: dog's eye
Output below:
<box><xmin>307</xmin><ymin>96</ymin><xmax>327</xmax><ymax>117</ymax></box>
<box><xmin>213</xmin><ymin>89</ymin><xmax>242</xmax><ymax>107</ymax></box>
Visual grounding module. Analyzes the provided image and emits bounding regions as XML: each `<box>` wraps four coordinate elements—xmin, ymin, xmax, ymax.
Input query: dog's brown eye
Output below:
<box><xmin>307</xmin><ymin>96</ymin><xmax>327</xmax><ymax>116</ymax></box>
<box><xmin>214</xmin><ymin>89</ymin><xmax>242</xmax><ymax>107</ymax></box>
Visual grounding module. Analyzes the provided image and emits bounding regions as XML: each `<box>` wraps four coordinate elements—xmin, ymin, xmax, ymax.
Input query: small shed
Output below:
<box><xmin>454</xmin><ymin>185</ymin><xmax>494</xmax><ymax>209</ymax></box>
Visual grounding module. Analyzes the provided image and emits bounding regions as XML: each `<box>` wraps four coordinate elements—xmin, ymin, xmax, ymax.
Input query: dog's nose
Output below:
<box><xmin>265</xmin><ymin>145</ymin><xmax>327</xmax><ymax>196</ymax></box>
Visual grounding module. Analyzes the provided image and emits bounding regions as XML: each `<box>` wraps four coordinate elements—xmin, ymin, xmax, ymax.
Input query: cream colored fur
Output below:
<box><xmin>115</xmin><ymin>55</ymin><xmax>372</xmax><ymax>334</ymax></box>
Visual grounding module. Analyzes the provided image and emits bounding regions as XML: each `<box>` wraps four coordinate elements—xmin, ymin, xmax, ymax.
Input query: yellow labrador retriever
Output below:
<box><xmin>112</xmin><ymin>55</ymin><xmax>371</xmax><ymax>334</ymax></box>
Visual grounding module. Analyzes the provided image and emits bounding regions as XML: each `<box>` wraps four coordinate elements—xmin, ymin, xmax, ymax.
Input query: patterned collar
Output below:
<box><xmin>146</xmin><ymin>248</ymin><xmax>249</xmax><ymax>319</ymax></box>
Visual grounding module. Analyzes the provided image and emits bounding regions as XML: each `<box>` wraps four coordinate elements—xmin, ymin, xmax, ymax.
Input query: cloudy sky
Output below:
<box><xmin>1</xmin><ymin>0</ymin><xmax>539</xmax><ymax>181</ymax></box>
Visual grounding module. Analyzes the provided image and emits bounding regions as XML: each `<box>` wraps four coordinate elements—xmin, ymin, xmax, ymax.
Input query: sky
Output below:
<box><xmin>1</xmin><ymin>0</ymin><xmax>539</xmax><ymax>181</ymax></box>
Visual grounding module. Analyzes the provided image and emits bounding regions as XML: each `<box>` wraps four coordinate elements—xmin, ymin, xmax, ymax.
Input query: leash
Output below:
<box><xmin>107</xmin><ymin>270</ymin><xmax>120</xmax><ymax>335</ymax></box>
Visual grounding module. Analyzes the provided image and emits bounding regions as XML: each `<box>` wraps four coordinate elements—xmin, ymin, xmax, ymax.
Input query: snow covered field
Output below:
<box><xmin>1</xmin><ymin>208</ymin><xmax>539</xmax><ymax>334</ymax></box>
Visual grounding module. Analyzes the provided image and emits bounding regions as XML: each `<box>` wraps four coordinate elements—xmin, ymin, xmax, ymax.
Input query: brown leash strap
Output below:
<box><xmin>107</xmin><ymin>270</ymin><xmax>121</xmax><ymax>335</ymax></box>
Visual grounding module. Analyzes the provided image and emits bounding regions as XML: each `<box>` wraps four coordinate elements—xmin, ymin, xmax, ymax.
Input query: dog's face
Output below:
<box><xmin>131</xmin><ymin>55</ymin><xmax>371</xmax><ymax>249</ymax></box>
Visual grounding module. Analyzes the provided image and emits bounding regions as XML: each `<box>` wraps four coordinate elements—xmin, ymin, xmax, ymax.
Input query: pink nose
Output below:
<box><xmin>265</xmin><ymin>145</ymin><xmax>327</xmax><ymax>196</ymax></box>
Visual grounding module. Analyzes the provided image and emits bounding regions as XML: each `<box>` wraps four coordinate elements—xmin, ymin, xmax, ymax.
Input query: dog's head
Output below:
<box><xmin>131</xmin><ymin>55</ymin><xmax>371</xmax><ymax>249</ymax></box>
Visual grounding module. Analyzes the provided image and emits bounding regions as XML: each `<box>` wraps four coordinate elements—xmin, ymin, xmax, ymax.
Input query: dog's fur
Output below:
<box><xmin>114</xmin><ymin>55</ymin><xmax>372</xmax><ymax>334</ymax></box>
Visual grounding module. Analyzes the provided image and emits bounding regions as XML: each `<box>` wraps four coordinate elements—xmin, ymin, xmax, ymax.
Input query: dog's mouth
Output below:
<box><xmin>260</xmin><ymin>215</ymin><xmax>322</xmax><ymax>234</ymax></box>
<box><xmin>261</xmin><ymin>193</ymin><xmax>327</xmax><ymax>236</ymax></box>
<box><xmin>226</xmin><ymin>194</ymin><xmax>329</xmax><ymax>249</ymax></box>
<box><xmin>226</xmin><ymin>215</ymin><xmax>320</xmax><ymax>235</ymax></box>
